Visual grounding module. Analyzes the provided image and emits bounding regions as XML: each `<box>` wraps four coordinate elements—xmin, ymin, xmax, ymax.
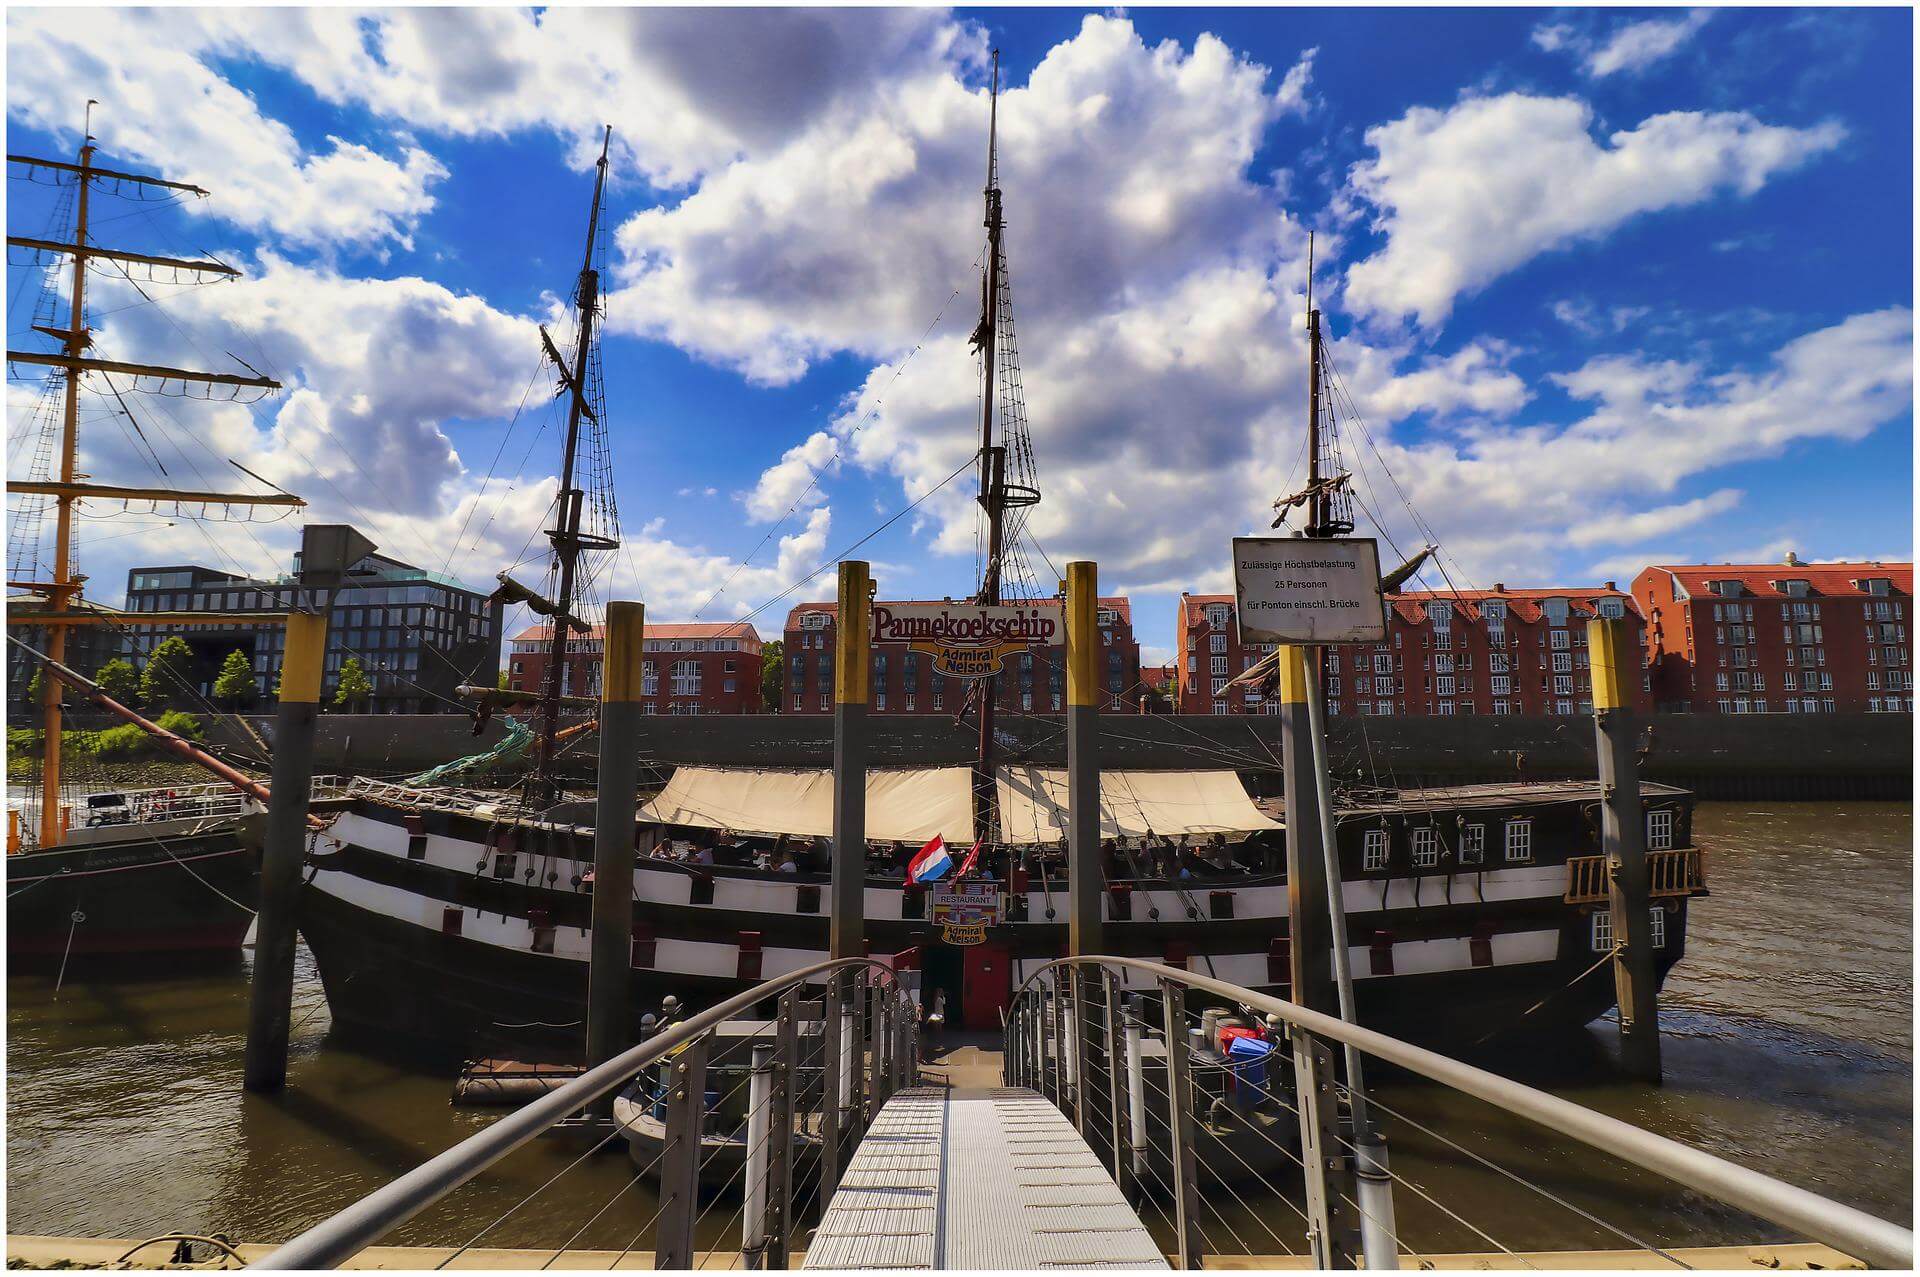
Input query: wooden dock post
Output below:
<box><xmin>1064</xmin><ymin>561</ymin><xmax>1102</xmax><ymax>958</ymax></box>
<box><xmin>830</xmin><ymin>561</ymin><xmax>870</xmax><ymax>963</ymax></box>
<box><xmin>243</xmin><ymin>606</ymin><xmax>329</xmax><ymax>1092</ymax></box>
<box><xmin>1276</xmin><ymin>646</ymin><xmax>1338</xmax><ymax>1016</ymax></box>
<box><xmin>586</xmin><ymin>601</ymin><xmax>644</xmax><ymax>1078</ymax></box>
<box><xmin>1590</xmin><ymin>616</ymin><xmax>1661</xmax><ymax>1082</ymax></box>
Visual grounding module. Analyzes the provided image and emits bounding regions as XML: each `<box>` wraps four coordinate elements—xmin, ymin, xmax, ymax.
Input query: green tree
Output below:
<box><xmin>334</xmin><ymin>656</ymin><xmax>374</xmax><ymax>712</ymax></box>
<box><xmin>138</xmin><ymin>635</ymin><xmax>194</xmax><ymax>709</ymax></box>
<box><xmin>760</xmin><ymin>639</ymin><xmax>785</xmax><ymax>713</ymax></box>
<box><xmin>95</xmin><ymin>657</ymin><xmax>139</xmax><ymax>705</ymax></box>
<box><xmin>497</xmin><ymin>668</ymin><xmax>510</xmax><ymax>691</ymax></box>
<box><xmin>213</xmin><ymin>649</ymin><xmax>256</xmax><ymax>708</ymax></box>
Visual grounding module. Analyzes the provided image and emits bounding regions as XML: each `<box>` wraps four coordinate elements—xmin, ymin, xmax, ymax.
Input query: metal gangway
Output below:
<box><xmin>256</xmin><ymin>959</ymin><xmax>1911</xmax><ymax>1271</ymax></box>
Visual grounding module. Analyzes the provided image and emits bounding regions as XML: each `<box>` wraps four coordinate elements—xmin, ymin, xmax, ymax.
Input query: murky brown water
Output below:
<box><xmin>6</xmin><ymin>802</ymin><xmax>1911</xmax><ymax>1258</ymax></box>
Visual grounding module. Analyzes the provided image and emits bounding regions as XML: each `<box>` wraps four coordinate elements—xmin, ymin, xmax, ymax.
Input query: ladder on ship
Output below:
<box><xmin>255</xmin><ymin>958</ymin><xmax>1909</xmax><ymax>1271</ymax></box>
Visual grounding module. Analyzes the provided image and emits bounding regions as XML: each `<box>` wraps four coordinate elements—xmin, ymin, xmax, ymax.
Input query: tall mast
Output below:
<box><xmin>9</xmin><ymin>104</ymin><xmax>282</xmax><ymax>849</ymax></box>
<box><xmin>1304</xmin><ymin>231</ymin><xmax>1328</xmax><ymax>539</ymax></box>
<box><xmin>531</xmin><ymin>125</ymin><xmax>613</xmax><ymax>804</ymax></box>
<box><xmin>971</xmin><ymin>52</ymin><xmax>1007</xmax><ymax>840</ymax></box>
<box><xmin>36</xmin><ymin>109</ymin><xmax>94</xmax><ymax>851</ymax></box>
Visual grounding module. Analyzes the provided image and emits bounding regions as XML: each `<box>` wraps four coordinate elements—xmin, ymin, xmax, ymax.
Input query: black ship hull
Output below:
<box><xmin>300</xmin><ymin>783</ymin><xmax>1698</xmax><ymax>1062</ymax></box>
<box><xmin>7</xmin><ymin>819</ymin><xmax>261</xmax><ymax>964</ymax></box>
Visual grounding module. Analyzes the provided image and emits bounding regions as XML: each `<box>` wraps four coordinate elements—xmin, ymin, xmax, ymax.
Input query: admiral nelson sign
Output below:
<box><xmin>871</xmin><ymin>602</ymin><xmax>1061</xmax><ymax>681</ymax></box>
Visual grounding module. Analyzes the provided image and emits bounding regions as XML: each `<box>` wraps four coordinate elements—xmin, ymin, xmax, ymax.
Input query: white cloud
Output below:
<box><xmin>608</xmin><ymin>14</ymin><xmax>1299</xmax><ymax>385</ymax></box>
<box><xmin>1362</xmin><ymin>309</ymin><xmax>1912</xmax><ymax>586</ymax></box>
<box><xmin>1565</xmin><ymin>488</ymin><xmax>1743</xmax><ymax>548</ymax></box>
<box><xmin>6</xmin><ymin>10</ymin><xmax>445</xmax><ymax>251</ymax></box>
<box><xmin>1274</xmin><ymin>47</ymin><xmax>1318</xmax><ymax>115</ymax></box>
<box><xmin>1536</xmin><ymin>11</ymin><xmax>1714</xmax><ymax>79</ymax></box>
<box><xmin>1345</xmin><ymin>94</ymin><xmax>1844</xmax><ymax>328</ymax></box>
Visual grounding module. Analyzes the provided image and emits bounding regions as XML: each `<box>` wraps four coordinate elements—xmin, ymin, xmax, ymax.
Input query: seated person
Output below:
<box><xmin>776</xmin><ymin>847</ymin><xmax>800</xmax><ymax>874</ymax></box>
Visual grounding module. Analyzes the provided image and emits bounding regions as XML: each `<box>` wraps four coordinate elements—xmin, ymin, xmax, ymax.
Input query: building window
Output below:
<box><xmin>1591</xmin><ymin>909</ymin><xmax>1613</xmax><ymax>954</ymax></box>
<box><xmin>793</xmin><ymin>693</ymin><xmax>803</xmax><ymax>711</ymax></box>
<box><xmin>1209</xmin><ymin>633</ymin><xmax>1226</xmax><ymax>654</ymax></box>
<box><xmin>1504</xmin><ymin>819</ymin><xmax>1532</xmax><ymax>863</ymax></box>
<box><xmin>1411</xmin><ymin>827</ymin><xmax>1439</xmax><ymax>867</ymax></box>
<box><xmin>1363</xmin><ymin>829</ymin><xmax>1389</xmax><ymax>871</ymax></box>
<box><xmin>1650</xmin><ymin>905</ymin><xmax>1667</xmax><ymax>949</ymax></box>
<box><xmin>670</xmin><ymin>660</ymin><xmax>701</xmax><ymax>696</ymax></box>
<box><xmin>1211</xmin><ymin>699</ymin><xmax>1228</xmax><ymax>715</ymax></box>
<box><xmin>1647</xmin><ymin>809</ymin><xmax>1675</xmax><ymax>850</ymax></box>
<box><xmin>1461</xmin><ymin>824</ymin><xmax>1485</xmax><ymax>864</ymax></box>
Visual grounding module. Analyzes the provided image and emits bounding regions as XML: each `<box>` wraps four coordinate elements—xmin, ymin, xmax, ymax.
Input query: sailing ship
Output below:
<box><xmin>6</xmin><ymin>115</ymin><xmax>297</xmax><ymax>960</ymax></box>
<box><xmin>296</xmin><ymin>73</ymin><xmax>1708</xmax><ymax>1062</ymax></box>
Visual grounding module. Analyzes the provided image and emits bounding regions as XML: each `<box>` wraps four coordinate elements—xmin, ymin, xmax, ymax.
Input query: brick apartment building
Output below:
<box><xmin>506</xmin><ymin>620</ymin><xmax>764</xmax><ymax>714</ymax></box>
<box><xmin>782</xmin><ymin>597</ymin><xmax>1143</xmax><ymax>715</ymax></box>
<box><xmin>1175</xmin><ymin>584</ymin><xmax>1652</xmax><ymax>717</ymax></box>
<box><xmin>1632</xmin><ymin>557</ymin><xmax>1912</xmax><ymax>714</ymax></box>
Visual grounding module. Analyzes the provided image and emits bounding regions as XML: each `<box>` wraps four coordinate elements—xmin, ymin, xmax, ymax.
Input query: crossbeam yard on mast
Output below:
<box><xmin>9</xmin><ymin>128</ymin><xmax>286</xmax><ymax>851</ymax></box>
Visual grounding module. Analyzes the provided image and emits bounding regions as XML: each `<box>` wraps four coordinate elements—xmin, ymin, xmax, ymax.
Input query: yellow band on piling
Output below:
<box><xmin>835</xmin><ymin>561</ymin><xmax>871</xmax><ymax>705</ymax></box>
<box><xmin>1589</xmin><ymin>617</ymin><xmax>1633</xmax><ymax>711</ymax></box>
<box><xmin>280</xmin><ymin>611</ymin><xmax>329</xmax><ymax>705</ymax></box>
<box><xmin>1275</xmin><ymin>646</ymin><xmax>1309</xmax><ymax>705</ymax></box>
<box><xmin>1065</xmin><ymin>561</ymin><xmax>1098</xmax><ymax>709</ymax></box>
<box><xmin>602</xmin><ymin>601</ymin><xmax>646</xmax><ymax>704</ymax></box>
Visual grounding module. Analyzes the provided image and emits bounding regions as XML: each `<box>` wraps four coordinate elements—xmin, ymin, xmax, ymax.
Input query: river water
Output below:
<box><xmin>6</xmin><ymin>802</ymin><xmax>1911</xmax><ymax>1258</ymax></box>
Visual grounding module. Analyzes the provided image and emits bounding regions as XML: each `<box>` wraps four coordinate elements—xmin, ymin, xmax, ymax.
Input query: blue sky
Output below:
<box><xmin>7</xmin><ymin>6</ymin><xmax>1911</xmax><ymax>665</ymax></box>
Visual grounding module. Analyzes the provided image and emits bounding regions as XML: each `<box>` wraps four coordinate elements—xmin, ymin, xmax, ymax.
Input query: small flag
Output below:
<box><xmin>907</xmin><ymin>834</ymin><xmax>952</xmax><ymax>884</ymax></box>
<box><xmin>954</xmin><ymin>839</ymin><xmax>984</xmax><ymax>879</ymax></box>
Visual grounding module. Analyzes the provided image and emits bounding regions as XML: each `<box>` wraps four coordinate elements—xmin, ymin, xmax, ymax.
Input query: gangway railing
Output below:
<box><xmin>1006</xmin><ymin>957</ymin><xmax>1913</xmax><ymax>1271</ymax></box>
<box><xmin>252</xmin><ymin>959</ymin><xmax>918</xmax><ymax>1270</ymax></box>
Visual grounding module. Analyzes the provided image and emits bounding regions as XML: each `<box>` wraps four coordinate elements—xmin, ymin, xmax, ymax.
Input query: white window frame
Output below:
<box><xmin>1591</xmin><ymin>909</ymin><xmax>1613</xmax><ymax>953</ymax></box>
<box><xmin>1363</xmin><ymin>829</ymin><xmax>1389</xmax><ymax>871</ymax></box>
<box><xmin>1647</xmin><ymin>809</ymin><xmax>1674</xmax><ymax>850</ymax></box>
<box><xmin>1411</xmin><ymin>827</ymin><xmax>1439</xmax><ymax>868</ymax></box>
<box><xmin>1504</xmin><ymin>819</ymin><xmax>1533</xmax><ymax>863</ymax></box>
<box><xmin>1461</xmin><ymin>824</ymin><xmax>1485</xmax><ymax>864</ymax></box>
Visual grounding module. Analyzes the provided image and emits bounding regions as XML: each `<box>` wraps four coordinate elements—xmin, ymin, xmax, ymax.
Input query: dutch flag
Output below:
<box><xmin>907</xmin><ymin>834</ymin><xmax>952</xmax><ymax>884</ymax></box>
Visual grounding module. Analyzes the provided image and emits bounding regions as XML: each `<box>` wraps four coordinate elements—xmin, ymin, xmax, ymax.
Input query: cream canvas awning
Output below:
<box><xmin>995</xmin><ymin>767</ymin><xmax>1280</xmax><ymax>844</ymax></box>
<box><xmin>640</xmin><ymin>766</ymin><xmax>974</xmax><ymax>844</ymax></box>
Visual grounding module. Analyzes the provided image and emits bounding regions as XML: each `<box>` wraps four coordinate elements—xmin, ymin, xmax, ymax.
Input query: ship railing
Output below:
<box><xmin>1005</xmin><ymin>956</ymin><xmax>1911</xmax><ymax>1270</ymax></box>
<box><xmin>1565</xmin><ymin>849</ymin><xmax>1707</xmax><ymax>905</ymax></box>
<box><xmin>60</xmin><ymin>781</ymin><xmax>262</xmax><ymax>829</ymax></box>
<box><xmin>251</xmin><ymin>957</ymin><xmax>919</xmax><ymax>1270</ymax></box>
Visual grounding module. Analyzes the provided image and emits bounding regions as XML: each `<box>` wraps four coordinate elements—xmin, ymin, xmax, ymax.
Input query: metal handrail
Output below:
<box><xmin>252</xmin><ymin>957</ymin><xmax>911</xmax><ymax>1270</ymax></box>
<box><xmin>1011</xmin><ymin>956</ymin><xmax>1913</xmax><ymax>1270</ymax></box>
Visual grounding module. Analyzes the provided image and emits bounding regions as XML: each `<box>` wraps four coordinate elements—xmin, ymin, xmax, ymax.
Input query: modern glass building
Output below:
<box><xmin>123</xmin><ymin>550</ymin><xmax>502</xmax><ymax>714</ymax></box>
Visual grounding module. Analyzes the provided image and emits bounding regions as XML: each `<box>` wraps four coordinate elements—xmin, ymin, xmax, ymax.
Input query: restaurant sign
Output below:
<box><xmin>930</xmin><ymin>880</ymin><xmax>1005</xmax><ymax>945</ymax></box>
<box><xmin>871</xmin><ymin>603</ymin><xmax>1061</xmax><ymax>681</ymax></box>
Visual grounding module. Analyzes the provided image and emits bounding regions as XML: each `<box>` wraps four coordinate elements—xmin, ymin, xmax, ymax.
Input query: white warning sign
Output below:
<box><xmin>1232</xmin><ymin>536</ymin><xmax>1386</xmax><ymax>644</ymax></box>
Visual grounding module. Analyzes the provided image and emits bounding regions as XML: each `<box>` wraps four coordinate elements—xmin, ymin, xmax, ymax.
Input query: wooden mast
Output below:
<box><xmin>971</xmin><ymin>52</ymin><xmax>1007</xmax><ymax>843</ymax></box>
<box><xmin>36</xmin><ymin>113</ymin><xmax>94</xmax><ymax>851</ymax></box>
<box><xmin>530</xmin><ymin>126</ymin><xmax>613</xmax><ymax>804</ymax></box>
<box><xmin>8</xmin><ymin>106</ymin><xmax>285</xmax><ymax>849</ymax></box>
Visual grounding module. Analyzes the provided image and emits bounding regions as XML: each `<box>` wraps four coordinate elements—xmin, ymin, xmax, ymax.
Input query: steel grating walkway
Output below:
<box><xmin>804</xmin><ymin>1086</ymin><xmax>1168</xmax><ymax>1270</ymax></box>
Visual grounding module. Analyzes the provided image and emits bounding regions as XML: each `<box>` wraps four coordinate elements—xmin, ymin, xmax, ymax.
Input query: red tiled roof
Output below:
<box><xmin>787</xmin><ymin>596</ymin><xmax>1133</xmax><ymax>630</ymax></box>
<box><xmin>509</xmin><ymin>620</ymin><xmax>762</xmax><ymax>643</ymax></box>
<box><xmin>1140</xmin><ymin>663</ymin><xmax>1177</xmax><ymax>689</ymax></box>
<box><xmin>1651</xmin><ymin>562</ymin><xmax>1912</xmax><ymax>599</ymax></box>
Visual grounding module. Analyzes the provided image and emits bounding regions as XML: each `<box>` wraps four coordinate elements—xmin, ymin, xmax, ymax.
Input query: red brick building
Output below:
<box><xmin>1139</xmin><ymin>663</ymin><xmax>1177</xmax><ymax>713</ymax></box>
<box><xmin>505</xmin><ymin>620</ymin><xmax>765</xmax><ymax>715</ymax></box>
<box><xmin>1632</xmin><ymin>557</ymin><xmax>1912</xmax><ymax>714</ymax></box>
<box><xmin>781</xmin><ymin>596</ymin><xmax>1143</xmax><ymax>715</ymax></box>
<box><xmin>1176</xmin><ymin>584</ymin><xmax>1652</xmax><ymax>717</ymax></box>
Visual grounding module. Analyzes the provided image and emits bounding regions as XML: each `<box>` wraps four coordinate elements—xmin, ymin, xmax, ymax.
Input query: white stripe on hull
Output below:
<box><xmin>310</xmin><ymin>865</ymin><xmax>1567</xmax><ymax>987</ymax></box>
<box><xmin>325</xmin><ymin>809</ymin><xmax>1573</xmax><ymax>928</ymax></box>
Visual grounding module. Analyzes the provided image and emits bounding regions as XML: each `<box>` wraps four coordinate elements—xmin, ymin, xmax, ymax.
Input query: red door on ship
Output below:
<box><xmin>962</xmin><ymin>943</ymin><xmax>1012</xmax><ymax>1030</ymax></box>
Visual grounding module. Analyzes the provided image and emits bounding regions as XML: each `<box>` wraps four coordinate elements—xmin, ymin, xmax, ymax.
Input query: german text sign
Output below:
<box><xmin>1232</xmin><ymin>536</ymin><xmax>1386</xmax><ymax>644</ymax></box>
<box><xmin>871</xmin><ymin>602</ymin><xmax>1061</xmax><ymax>682</ymax></box>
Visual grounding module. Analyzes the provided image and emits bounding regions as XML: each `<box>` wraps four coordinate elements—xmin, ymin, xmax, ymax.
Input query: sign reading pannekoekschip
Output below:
<box><xmin>1232</xmin><ymin>536</ymin><xmax>1386</xmax><ymax>644</ymax></box>
<box><xmin>871</xmin><ymin>603</ymin><xmax>1062</xmax><ymax>681</ymax></box>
